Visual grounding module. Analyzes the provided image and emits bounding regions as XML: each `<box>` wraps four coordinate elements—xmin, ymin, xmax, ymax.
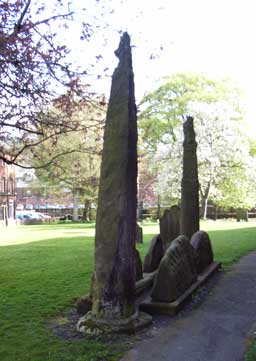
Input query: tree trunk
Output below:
<box><xmin>200</xmin><ymin>181</ymin><xmax>211</xmax><ymax>220</ymax></box>
<box><xmin>137</xmin><ymin>200</ymin><xmax>143</xmax><ymax>222</ymax></box>
<box><xmin>82</xmin><ymin>199</ymin><xmax>91</xmax><ymax>221</ymax></box>
<box><xmin>201</xmin><ymin>197</ymin><xmax>208</xmax><ymax>220</ymax></box>
<box><xmin>72</xmin><ymin>190</ymin><xmax>79</xmax><ymax>222</ymax></box>
<box><xmin>157</xmin><ymin>195</ymin><xmax>161</xmax><ymax>220</ymax></box>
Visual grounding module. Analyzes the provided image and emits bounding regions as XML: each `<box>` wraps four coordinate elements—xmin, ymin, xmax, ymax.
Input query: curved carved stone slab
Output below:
<box><xmin>151</xmin><ymin>235</ymin><xmax>197</xmax><ymax>302</ymax></box>
<box><xmin>135</xmin><ymin>249</ymin><xmax>143</xmax><ymax>281</ymax></box>
<box><xmin>143</xmin><ymin>234</ymin><xmax>164</xmax><ymax>273</ymax></box>
<box><xmin>190</xmin><ymin>230</ymin><xmax>214</xmax><ymax>274</ymax></box>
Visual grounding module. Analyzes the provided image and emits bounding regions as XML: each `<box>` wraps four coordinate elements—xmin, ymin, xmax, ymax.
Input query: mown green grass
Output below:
<box><xmin>0</xmin><ymin>223</ymin><xmax>119</xmax><ymax>361</ymax></box>
<box><xmin>1</xmin><ymin>220</ymin><xmax>256</xmax><ymax>361</ymax></box>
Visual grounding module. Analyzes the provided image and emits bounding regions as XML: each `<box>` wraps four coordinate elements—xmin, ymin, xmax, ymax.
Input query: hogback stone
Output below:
<box><xmin>180</xmin><ymin>116</ymin><xmax>200</xmax><ymax>239</ymax></box>
<box><xmin>90</xmin><ymin>32</ymin><xmax>138</xmax><ymax>320</ymax></box>
<box><xmin>151</xmin><ymin>235</ymin><xmax>197</xmax><ymax>302</ymax></box>
<box><xmin>143</xmin><ymin>235</ymin><xmax>164</xmax><ymax>273</ymax></box>
<box><xmin>135</xmin><ymin>223</ymin><xmax>143</xmax><ymax>243</ymax></box>
<box><xmin>135</xmin><ymin>249</ymin><xmax>143</xmax><ymax>281</ymax></box>
<box><xmin>160</xmin><ymin>205</ymin><xmax>180</xmax><ymax>249</ymax></box>
<box><xmin>190</xmin><ymin>230</ymin><xmax>214</xmax><ymax>273</ymax></box>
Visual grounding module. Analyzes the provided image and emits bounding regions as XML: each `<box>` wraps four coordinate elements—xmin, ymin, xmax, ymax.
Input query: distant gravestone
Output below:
<box><xmin>160</xmin><ymin>205</ymin><xmax>180</xmax><ymax>249</ymax></box>
<box><xmin>236</xmin><ymin>208</ymin><xmax>248</xmax><ymax>222</ymax></box>
<box><xmin>180</xmin><ymin>116</ymin><xmax>200</xmax><ymax>239</ymax></box>
<box><xmin>143</xmin><ymin>235</ymin><xmax>164</xmax><ymax>273</ymax></box>
<box><xmin>151</xmin><ymin>235</ymin><xmax>197</xmax><ymax>302</ymax></box>
<box><xmin>190</xmin><ymin>230</ymin><xmax>214</xmax><ymax>274</ymax></box>
<box><xmin>135</xmin><ymin>223</ymin><xmax>143</xmax><ymax>243</ymax></box>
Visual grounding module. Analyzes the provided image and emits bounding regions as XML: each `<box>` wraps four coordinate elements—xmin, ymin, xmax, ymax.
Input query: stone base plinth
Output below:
<box><xmin>140</xmin><ymin>261</ymin><xmax>221</xmax><ymax>316</ymax></box>
<box><xmin>77</xmin><ymin>310</ymin><xmax>152</xmax><ymax>335</ymax></box>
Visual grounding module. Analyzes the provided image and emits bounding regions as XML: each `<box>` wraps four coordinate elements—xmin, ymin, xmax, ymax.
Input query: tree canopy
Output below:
<box><xmin>139</xmin><ymin>73</ymin><xmax>256</xmax><ymax>216</ymax></box>
<box><xmin>139</xmin><ymin>73</ymin><xmax>243</xmax><ymax>151</ymax></box>
<box><xmin>0</xmin><ymin>0</ymin><xmax>106</xmax><ymax>166</ymax></box>
<box><xmin>31</xmin><ymin>103</ymin><xmax>104</xmax><ymax>220</ymax></box>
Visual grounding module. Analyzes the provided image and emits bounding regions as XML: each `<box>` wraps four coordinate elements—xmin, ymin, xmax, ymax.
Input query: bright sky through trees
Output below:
<box><xmin>54</xmin><ymin>0</ymin><xmax>256</xmax><ymax>131</ymax></box>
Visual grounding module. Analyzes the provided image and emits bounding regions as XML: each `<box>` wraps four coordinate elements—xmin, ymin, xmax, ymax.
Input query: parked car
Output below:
<box><xmin>16</xmin><ymin>211</ymin><xmax>51</xmax><ymax>221</ymax></box>
<box><xmin>38</xmin><ymin>213</ymin><xmax>51</xmax><ymax>221</ymax></box>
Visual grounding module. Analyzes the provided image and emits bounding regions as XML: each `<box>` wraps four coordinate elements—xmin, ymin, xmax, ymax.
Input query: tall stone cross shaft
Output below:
<box><xmin>180</xmin><ymin>116</ymin><xmax>200</xmax><ymax>239</ymax></box>
<box><xmin>92</xmin><ymin>33</ymin><xmax>138</xmax><ymax>320</ymax></box>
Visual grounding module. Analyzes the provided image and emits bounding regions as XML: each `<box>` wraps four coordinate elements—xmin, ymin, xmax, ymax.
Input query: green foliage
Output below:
<box><xmin>217</xmin><ymin>159</ymin><xmax>256</xmax><ymax>209</ymax></box>
<box><xmin>139</xmin><ymin>72</ymin><xmax>242</xmax><ymax>151</ymax></box>
<box><xmin>30</xmin><ymin>104</ymin><xmax>105</xmax><ymax>218</ymax></box>
<box><xmin>249</xmin><ymin>138</ymin><xmax>256</xmax><ymax>157</ymax></box>
<box><xmin>138</xmin><ymin>72</ymin><xmax>255</xmax><ymax>212</ymax></box>
<box><xmin>245</xmin><ymin>342</ymin><xmax>256</xmax><ymax>361</ymax></box>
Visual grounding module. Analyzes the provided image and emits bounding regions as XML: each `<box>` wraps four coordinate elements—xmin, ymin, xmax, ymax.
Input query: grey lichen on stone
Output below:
<box><xmin>151</xmin><ymin>235</ymin><xmax>197</xmax><ymax>303</ymax></box>
<box><xmin>180</xmin><ymin>116</ymin><xmax>200</xmax><ymax>239</ymax></box>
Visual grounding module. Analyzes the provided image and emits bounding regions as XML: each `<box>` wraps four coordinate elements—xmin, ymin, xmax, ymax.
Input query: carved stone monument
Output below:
<box><xmin>160</xmin><ymin>205</ymin><xmax>180</xmax><ymax>249</ymax></box>
<box><xmin>135</xmin><ymin>249</ymin><xmax>143</xmax><ymax>281</ymax></box>
<box><xmin>77</xmin><ymin>33</ymin><xmax>151</xmax><ymax>334</ymax></box>
<box><xmin>135</xmin><ymin>223</ymin><xmax>143</xmax><ymax>243</ymax></box>
<box><xmin>180</xmin><ymin>116</ymin><xmax>200</xmax><ymax>239</ymax></box>
<box><xmin>143</xmin><ymin>235</ymin><xmax>164</xmax><ymax>273</ymax></box>
<box><xmin>151</xmin><ymin>235</ymin><xmax>197</xmax><ymax>302</ymax></box>
<box><xmin>190</xmin><ymin>230</ymin><xmax>214</xmax><ymax>273</ymax></box>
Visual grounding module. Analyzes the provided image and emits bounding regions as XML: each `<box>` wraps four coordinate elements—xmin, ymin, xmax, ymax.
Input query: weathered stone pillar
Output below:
<box><xmin>180</xmin><ymin>116</ymin><xmax>200</xmax><ymax>239</ymax></box>
<box><xmin>77</xmin><ymin>33</ymin><xmax>151</xmax><ymax>333</ymax></box>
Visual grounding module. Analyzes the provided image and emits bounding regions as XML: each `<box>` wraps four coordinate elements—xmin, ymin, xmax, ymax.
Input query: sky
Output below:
<box><xmin>64</xmin><ymin>0</ymin><xmax>256</xmax><ymax>130</ymax></box>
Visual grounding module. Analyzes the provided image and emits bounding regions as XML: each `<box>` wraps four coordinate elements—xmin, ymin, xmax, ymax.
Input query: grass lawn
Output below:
<box><xmin>1</xmin><ymin>219</ymin><xmax>256</xmax><ymax>361</ymax></box>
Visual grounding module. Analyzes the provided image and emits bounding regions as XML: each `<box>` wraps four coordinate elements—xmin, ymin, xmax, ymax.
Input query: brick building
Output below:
<box><xmin>0</xmin><ymin>160</ymin><xmax>16</xmax><ymax>225</ymax></box>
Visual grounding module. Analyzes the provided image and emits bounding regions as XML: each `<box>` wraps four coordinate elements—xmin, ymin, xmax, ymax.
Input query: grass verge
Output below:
<box><xmin>1</xmin><ymin>220</ymin><xmax>256</xmax><ymax>360</ymax></box>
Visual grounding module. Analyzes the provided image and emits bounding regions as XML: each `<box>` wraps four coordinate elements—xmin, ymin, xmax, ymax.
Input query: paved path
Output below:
<box><xmin>121</xmin><ymin>252</ymin><xmax>256</xmax><ymax>361</ymax></box>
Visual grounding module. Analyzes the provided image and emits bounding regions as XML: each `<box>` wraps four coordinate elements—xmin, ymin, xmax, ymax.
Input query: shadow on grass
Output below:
<box><xmin>24</xmin><ymin>222</ymin><xmax>96</xmax><ymax>232</ymax></box>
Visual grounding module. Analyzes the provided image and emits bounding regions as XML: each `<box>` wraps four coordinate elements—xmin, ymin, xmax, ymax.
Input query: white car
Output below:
<box><xmin>16</xmin><ymin>211</ymin><xmax>51</xmax><ymax>221</ymax></box>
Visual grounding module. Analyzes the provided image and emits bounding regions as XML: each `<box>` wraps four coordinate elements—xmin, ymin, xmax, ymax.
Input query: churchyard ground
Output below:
<box><xmin>1</xmin><ymin>220</ymin><xmax>256</xmax><ymax>361</ymax></box>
